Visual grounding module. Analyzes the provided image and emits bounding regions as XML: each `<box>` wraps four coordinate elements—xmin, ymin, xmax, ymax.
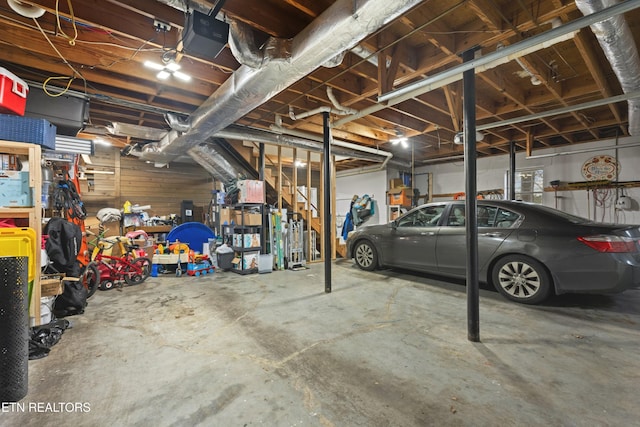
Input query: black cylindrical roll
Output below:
<box><xmin>0</xmin><ymin>256</ymin><xmax>29</xmax><ymax>403</ymax></box>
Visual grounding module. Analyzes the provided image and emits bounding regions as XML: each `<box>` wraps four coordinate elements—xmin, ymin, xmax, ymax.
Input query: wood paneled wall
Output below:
<box><xmin>80</xmin><ymin>145</ymin><xmax>213</xmax><ymax>219</ymax></box>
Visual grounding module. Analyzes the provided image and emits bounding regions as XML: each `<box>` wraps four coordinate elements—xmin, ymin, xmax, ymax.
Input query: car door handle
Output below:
<box><xmin>482</xmin><ymin>232</ymin><xmax>504</xmax><ymax>237</ymax></box>
<box><xmin>420</xmin><ymin>232</ymin><xmax>436</xmax><ymax>236</ymax></box>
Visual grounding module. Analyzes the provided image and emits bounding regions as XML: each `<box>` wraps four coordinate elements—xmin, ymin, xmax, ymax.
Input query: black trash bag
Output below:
<box><xmin>29</xmin><ymin>319</ymin><xmax>71</xmax><ymax>360</ymax></box>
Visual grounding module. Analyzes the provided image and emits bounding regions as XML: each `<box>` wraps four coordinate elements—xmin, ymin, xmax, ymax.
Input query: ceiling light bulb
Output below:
<box><xmin>144</xmin><ymin>60</ymin><xmax>164</xmax><ymax>71</ymax></box>
<box><xmin>157</xmin><ymin>70</ymin><xmax>170</xmax><ymax>80</ymax></box>
<box><xmin>391</xmin><ymin>137</ymin><xmax>408</xmax><ymax>147</ymax></box>
<box><xmin>173</xmin><ymin>71</ymin><xmax>191</xmax><ymax>82</ymax></box>
<box><xmin>166</xmin><ymin>62</ymin><xmax>181</xmax><ymax>72</ymax></box>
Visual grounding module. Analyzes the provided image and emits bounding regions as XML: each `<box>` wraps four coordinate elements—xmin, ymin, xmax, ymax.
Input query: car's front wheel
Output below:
<box><xmin>353</xmin><ymin>240</ymin><xmax>378</xmax><ymax>271</ymax></box>
<box><xmin>491</xmin><ymin>255</ymin><xmax>552</xmax><ymax>305</ymax></box>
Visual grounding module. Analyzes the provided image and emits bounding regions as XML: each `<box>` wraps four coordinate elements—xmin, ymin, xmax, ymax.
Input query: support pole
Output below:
<box><xmin>323</xmin><ymin>112</ymin><xmax>332</xmax><ymax>293</ymax></box>
<box><xmin>258</xmin><ymin>143</ymin><xmax>265</xmax><ymax>180</ymax></box>
<box><xmin>463</xmin><ymin>48</ymin><xmax>480</xmax><ymax>342</ymax></box>
<box><xmin>509</xmin><ymin>141</ymin><xmax>516</xmax><ymax>200</ymax></box>
<box><xmin>259</xmin><ymin>143</ymin><xmax>266</xmax><ymax>254</ymax></box>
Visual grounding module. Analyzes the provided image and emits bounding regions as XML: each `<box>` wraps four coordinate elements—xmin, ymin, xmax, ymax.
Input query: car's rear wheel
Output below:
<box><xmin>354</xmin><ymin>240</ymin><xmax>378</xmax><ymax>271</ymax></box>
<box><xmin>491</xmin><ymin>255</ymin><xmax>552</xmax><ymax>305</ymax></box>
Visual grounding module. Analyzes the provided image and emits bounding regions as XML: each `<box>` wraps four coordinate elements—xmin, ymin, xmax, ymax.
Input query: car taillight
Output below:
<box><xmin>578</xmin><ymin>235</ymin><xmax>638</xmax><ymax>253</ymax></box>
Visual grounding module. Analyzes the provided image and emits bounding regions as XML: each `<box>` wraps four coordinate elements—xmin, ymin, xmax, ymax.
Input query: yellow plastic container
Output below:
<box><xmin>0</xmin><ymin>227</ymin><xmax>36</xmax><ymax>282</ymax></box>
<box><xmin>0</xmin><ymin>227</ymin><xmax>36</xmax><ymax>306</ymax></box>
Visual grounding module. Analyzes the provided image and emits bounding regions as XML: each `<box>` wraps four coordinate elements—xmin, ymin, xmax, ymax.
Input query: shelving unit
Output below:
<box><xmin>229</xmin><ymin>203</ymin><xmax>263</xmax><ymax>275</ymax></box>
<box><xmin>0</xmin><ymin>140</ymin><xmax>42</xmax><ymax>324</ymax></box>
<box><xmin>388</xmin><ymin>204</ymin><xmax>403</xmax><ymax>221</ymax></box>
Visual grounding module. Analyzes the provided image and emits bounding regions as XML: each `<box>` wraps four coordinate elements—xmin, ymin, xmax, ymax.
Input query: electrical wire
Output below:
<box><xmin>55</xmin><ymin>0</ymin><xmax>78</xmax><ymax>46</ymax></box>
<box><xmin>32</xmin><ymin>17</ymin><xmax>87</xmax><ymax>96</ymax></box>
<box><xmin>593</xmin><ymin>188</ymin><xmax>613</xmax><ymax>223</ymax></box>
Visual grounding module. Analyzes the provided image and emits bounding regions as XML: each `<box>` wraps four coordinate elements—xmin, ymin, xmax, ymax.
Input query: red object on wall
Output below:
<box><xmin>0</xmin><ymin>67</ymin><xmax>29</xmax><ymax>116</ymax></box>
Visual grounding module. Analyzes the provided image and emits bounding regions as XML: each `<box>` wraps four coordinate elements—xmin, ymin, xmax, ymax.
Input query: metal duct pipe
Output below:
<box><xmin>269</xmin><ymin>123</ymin><xmax>394</xmax><ymax>159</ymax></box>
<box><xmin>576</xmin><ymin>0</ymin><xmax>640</xmax><ymax>135</ymax></box>
<box><xmin>165</xmin><ymin>113</ymin><xmax>190</xmax><ymax>133</ymax></box>
<box><xmin>187</xmin><ymin>141</ymin><xmax>244</xmax><ymax>184</ymax></box>
<box><xmin>106</xmin><ymin>122</ymin><xmax>169</xmax><ymax>140</ymax></box>
<box><xmin>228</xmin><ymin>20</ymin><xmax>292</xmax><ymax>69</ymax></box>
<box><xmin>140</xmin><ymin>0</ymin><xmax>424</xmax><ymax>163</ymax></box>
<box><xmin>216</xmin><ymin>125</ymin><xmax>401</xmax><ymax>164</ymax></box>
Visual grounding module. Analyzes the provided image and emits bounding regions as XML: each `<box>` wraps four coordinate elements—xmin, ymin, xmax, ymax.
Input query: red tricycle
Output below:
<box><xmin>86</xmin><ymin>232</ymin><xmax>152</xmax><ymax>290</ymax></box>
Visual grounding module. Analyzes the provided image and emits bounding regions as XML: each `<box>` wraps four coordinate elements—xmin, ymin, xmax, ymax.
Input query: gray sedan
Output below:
<box><xmin>346</xmin><ymin>200</ymin><xmax>640</xmax><ymax>304</ymax></box>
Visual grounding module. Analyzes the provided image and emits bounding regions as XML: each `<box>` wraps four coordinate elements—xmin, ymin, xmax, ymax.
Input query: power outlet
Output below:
<box><xmin>154</xmin><ymin>20</ymin><xmax>171</xmax><ymax>32</ymax></box>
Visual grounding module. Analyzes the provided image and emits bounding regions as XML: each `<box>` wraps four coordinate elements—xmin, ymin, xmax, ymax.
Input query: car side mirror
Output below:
<box><xmin>391</xmin><ymin>220</ymin><xmax>398</xmax><ymax>229</ymax></box>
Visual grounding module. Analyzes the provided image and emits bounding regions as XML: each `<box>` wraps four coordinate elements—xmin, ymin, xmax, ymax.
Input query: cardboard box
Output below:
<box><xmin>235</xmin><ymin>211</ymin><xmax>262</xmax><ymax>226</ymax></box>
<box><xmin>388</xmin><ymin>188</ymin><xmax>412</xmax><ymax>206</ymax></box>
<box><xmin>244</xmin><ymin>233</ymin><xmax>260</xmax><ymax>248</ymax></box>
<box><xmin>219</xmin><ymin>207</ymin><xmax>233</xmax><ymax>225</ymax></box>
<box><xmin>132</xmin><ymin>238</ymin><xmax>154</xmax><ymax>261</ymax></box>
<box><xmin>237</xmin><ymin>179</ymin><xmax>264</xmax><ymax>203</ymax></box>
<box><xmin>232</xmin><ymin>233</ymin><xmax>260</xmax><ymax>248</ymax></box>
<box><xmin>389</xmin><ymin>178</ymin><xmax>404</xmax><ymax>189</ymax></box>
<box><xmin>0</xmin><ymin>67</ymin><xmax>28</xmax><ymax>116</ymax></box>
<box><xmin>41</xmin><ymin>274</ymin><xmax>65</xmax><ymax>297</ymax></box>
<box><xmin>242</xmin><ymin>251</ymin><xmax>260</xmax><ymax>270</ymax></box>
<box><xmin>0</xmin><ymin>171</ymin><xmax>32</xmax><ymax>207</ymax></box>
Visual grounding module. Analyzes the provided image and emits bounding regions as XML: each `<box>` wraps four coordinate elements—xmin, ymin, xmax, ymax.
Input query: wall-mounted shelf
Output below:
<box><xmin>544</xmin><ymin>180</ymin><xmax>640</xmax><ymax>192</ymax></box>
<box><xmin>0</xmin><ymin>140</ymin><xmax>42</xmax><ymax>325</ymax></box>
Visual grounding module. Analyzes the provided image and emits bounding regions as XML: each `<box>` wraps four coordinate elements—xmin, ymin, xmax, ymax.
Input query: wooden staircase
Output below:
<box><xmin>231</xmin><ymin>142</ymin><xmax>328</xmax><ymax>257</ymax></box>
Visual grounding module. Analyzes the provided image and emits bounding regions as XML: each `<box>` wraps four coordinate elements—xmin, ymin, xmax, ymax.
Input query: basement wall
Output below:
<box><xmin>78</xmin><ymin>145</ymin><xmax>214</xmax><ymax>221</ymax></box>
<box><xmin>337</xmin><ymin>140</ymin><xmax>640</xmax><ymax>226</ymax></box>
<box><xmin>420</xmin><ymin>140</ymin><xmax>640</xmax><ymax>225</ymax></box>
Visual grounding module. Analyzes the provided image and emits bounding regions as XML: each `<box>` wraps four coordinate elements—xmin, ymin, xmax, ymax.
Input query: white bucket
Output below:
<box><xmin>40</xmin><ymin>296</ymin><xmax>55</xmax><ymax>324</ymax></box>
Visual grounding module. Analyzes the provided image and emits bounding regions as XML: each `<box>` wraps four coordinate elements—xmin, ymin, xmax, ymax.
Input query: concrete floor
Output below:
<box><xmin>4</xmin><ymin>260</ymin><xmax>640</xmax><ymax>426</ymax></box>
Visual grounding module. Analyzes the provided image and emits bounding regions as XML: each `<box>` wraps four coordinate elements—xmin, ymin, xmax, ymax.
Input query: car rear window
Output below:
<box><xmin>526</xmin><ymin>204</ymin><xmax>591</xmax><ymax>224</ymax></box>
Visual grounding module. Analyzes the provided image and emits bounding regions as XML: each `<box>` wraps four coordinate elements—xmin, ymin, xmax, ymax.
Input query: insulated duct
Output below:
<box><xmin>187</xmin><ymin>140</ymin><xmax>246</xmax><ymax>185</ymax></box>
<box><xmin>576</xmin><ymin>0</ymin><xmax>640</xmax><ymax>135</ymax></box>
<box><xmin>138</xmin><ymin>0</ymin><xmax>424</xmax><ymax>163</ymax></box>
<box><xmin>228</xmin><ymin>20</ymin><xmax>292</xmax><ymax>69</ymax></box>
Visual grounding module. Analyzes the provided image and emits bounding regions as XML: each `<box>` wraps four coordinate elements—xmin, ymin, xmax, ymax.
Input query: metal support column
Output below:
<box><xmin>259</xmin><ymin>143</ymin><xmax>266</xmax><ymax>254</ymax></box>
<box><xmin>463</xmin><ymin>48</ymin><xmax>480</xmax><ymax>342</ymax></box>
<box><xmin>323</xmin><ymin>112</ymin><xmax>332</xmax><ymax>293</ymax></box>
<box><xmin>509</xmin><ymin>141</ymin><xmax>516</xmax><ymax>201</ymax></box>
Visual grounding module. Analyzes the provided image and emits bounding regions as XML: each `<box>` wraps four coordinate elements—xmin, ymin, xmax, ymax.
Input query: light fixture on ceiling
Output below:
<box><xmin>391</xmin><ymin>137</ymin><xmax>409</xmax><ymax>148</ymax></box>
<box><xmin>453</xmin><ymin>131</ymin><xmax>485</xmax><ymax>145</ymax></box>
<box><xmin>294</xmin><ymin>160</ymin><xmax>306</xmax><ymax>168</ymax></box>
<box><xmin>144</xmin><ymin>58</ymin><xmax>191</xmax><ymax>82</ymax></box>
<box><xmin>390</xmin><ymin>130</ymin><xmax>409</xmax><ymax>148</ymax></box>
<box><xmin>93</xmin><ymin>137</ymin><xmax>111</xmax><ymax>146</ymax></box>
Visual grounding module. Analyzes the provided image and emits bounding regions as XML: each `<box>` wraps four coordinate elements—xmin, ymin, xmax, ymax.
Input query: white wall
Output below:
<box><xmin>336</xmin><ymin>140</ymin><xmax>640</xmax><ymax>226</ymax></box>
<box><xmin>417</xmin><ymin>140</ymin><xmax>640</xmax><ymax>224</ymax></box>
<box><xmin>335</xmin><ymin>169</ymin><xmax>387</xmax><ymax>237</ymax></box>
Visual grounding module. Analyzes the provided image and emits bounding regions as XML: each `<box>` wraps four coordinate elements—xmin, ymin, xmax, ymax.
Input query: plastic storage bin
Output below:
<box><xmin>0</xmin><ymin>113</ymin><xmax>56</xmax><ymax>149</ymax></box>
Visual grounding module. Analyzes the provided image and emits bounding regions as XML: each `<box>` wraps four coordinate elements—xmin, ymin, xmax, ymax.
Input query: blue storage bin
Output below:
<box><xmin>0</xmin><ymin>113</ymin><xmax>56</xmax><ymax>149</ymax></box>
